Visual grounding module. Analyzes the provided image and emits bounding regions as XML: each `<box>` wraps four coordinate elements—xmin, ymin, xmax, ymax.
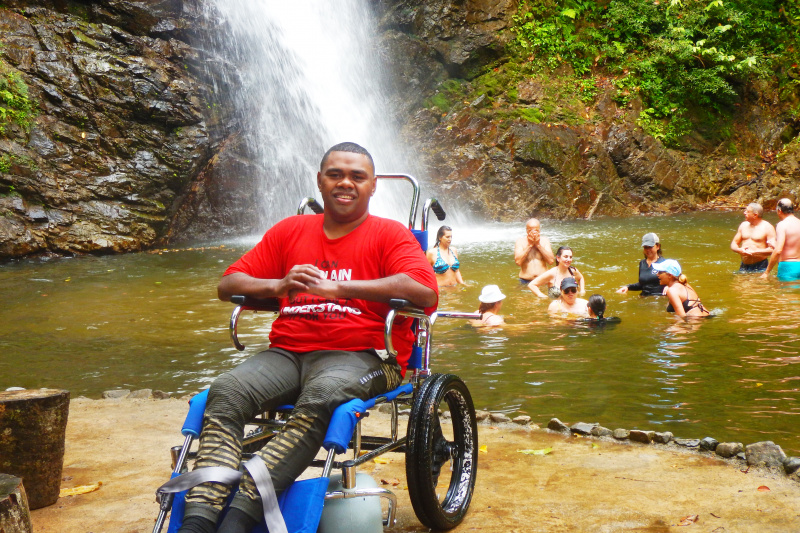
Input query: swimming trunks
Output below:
<box><xmin>519</xmin><ymin>278</ymin><xmax>532</xmax><ymax>284</ymax></box>
<box><xmin>432</xmin><ymin>247</ymin><xmax>459</xmax><ymax>274</ymax></box>
<box><xmin>739</xmin><ymin>259</ymin><xmax>768</xmax><ymax>272</ymax></box>
<box><xmin>777</xmin><ymin>261</ymin><xmax>800</xmax><ymax>281</ymax></box>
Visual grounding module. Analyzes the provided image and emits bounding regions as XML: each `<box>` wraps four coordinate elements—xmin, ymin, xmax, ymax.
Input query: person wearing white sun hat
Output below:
<box><xmin>469</xmin><ymin>285</ymin><xmax>506</xmax><ymax>327</ymax></box>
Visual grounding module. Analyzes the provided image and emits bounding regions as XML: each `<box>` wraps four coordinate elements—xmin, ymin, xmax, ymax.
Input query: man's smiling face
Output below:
<box><xmin>317</xmin><ymin>151</ymin><xmax>376</xmax><ymax>226</ymax></box>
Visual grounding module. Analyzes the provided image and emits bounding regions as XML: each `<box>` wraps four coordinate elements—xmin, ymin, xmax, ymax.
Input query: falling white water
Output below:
<box><xmin>204</xmin><ymin>0</ymin><xmax>424</xmax><ymax>229</ymax></box>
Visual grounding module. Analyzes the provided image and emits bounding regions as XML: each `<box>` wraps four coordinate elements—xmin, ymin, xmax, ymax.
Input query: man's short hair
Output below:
<box><xmin>778</xmin><ymin>198</ymin><xmax>795</xmax><ymax>214</ymax></box>
<box><xmin>320</xmin><ymin>142</ymin><xmax>375</xmax><ymax>173</ymax></box>
<box><xmin>747</xmin><ymin>203</ymin><xmax>764</xmax><ymax>217</ymax></box>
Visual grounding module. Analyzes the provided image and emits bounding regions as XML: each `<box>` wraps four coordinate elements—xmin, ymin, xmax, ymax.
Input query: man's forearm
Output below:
<box><xmin>218</xmin><ymin>272</ymin><xmax>281</xmax><ymax>301</ymax></box>
<box><xmin>764</xmin><ymin>250</ymin><xmax>780</xmax><ymax>275</ymax></box>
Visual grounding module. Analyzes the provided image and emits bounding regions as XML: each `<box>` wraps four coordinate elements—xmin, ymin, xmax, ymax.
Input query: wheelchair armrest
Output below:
<box><xmin>231</xmin><ymin>295</ymin><xmax>280</xmax><ymax>311</ymax></box>
<box><xmin>229</xmin><ymin>296</ymin><xmax>281</xmax><ymax>351</ymax></box>
<box><xmin>389</xmin><ymin>298</ymin><xmax>423</xmax><ymax>311</ymax></box>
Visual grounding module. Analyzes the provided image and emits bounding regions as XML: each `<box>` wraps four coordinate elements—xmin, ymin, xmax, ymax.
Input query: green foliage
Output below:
<box><xmin>0</xmin><ymin>154</ymin><xmax>10</xmax><ymax>173</ymax></box>
<box><xmin>512</xmin><ymin>0</ymin><xmax>798</xmax><ymax>145</ymax></box>
<box><xmin>0</xmin><ymin>60</ymin><xmax>36</xmax><ymax>136</ymax></box>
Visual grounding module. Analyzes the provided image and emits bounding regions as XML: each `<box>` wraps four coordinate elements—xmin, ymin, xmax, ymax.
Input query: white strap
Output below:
<box><xmin>156</xmin><ymin>466</ymin><xmax>242</xmax><ymax>495</ymax></box>
<box><xmin>243</xmin><ymin>457</ymin><xmax>288</xmax><ymax>533</ymax></box>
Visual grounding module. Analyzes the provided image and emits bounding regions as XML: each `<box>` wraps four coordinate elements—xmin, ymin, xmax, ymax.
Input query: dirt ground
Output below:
<box><xmin>30</xmin><ymin>398</ymin><xmax>800</xmax><ymax>533</ymax></box>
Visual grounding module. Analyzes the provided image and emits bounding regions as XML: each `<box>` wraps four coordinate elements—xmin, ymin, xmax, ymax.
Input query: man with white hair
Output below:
<box><xmin>730</xmin><ymin>202</ymin><xmax>775</xmax><ymax>272</ymax></box>
<box><xmin>762</xmin><ymin>198</ymin><xmax>800</xmax><ymax>281</ymax></box>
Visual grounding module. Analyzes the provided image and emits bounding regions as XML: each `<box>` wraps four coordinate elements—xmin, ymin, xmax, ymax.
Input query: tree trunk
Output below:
<box><xmin>0</xmin><ymin>474</ymin><xmax>32</xmax><ymax>533</ymax></box>
<box><xmin>0</xmin><ymin>389</ymin><xmax>70</xmax><ymax>510</ymax></box>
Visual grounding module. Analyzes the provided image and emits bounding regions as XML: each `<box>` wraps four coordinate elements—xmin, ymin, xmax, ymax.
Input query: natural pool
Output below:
<box><xmin>2</xmin><ymin>211</ymin><xmax>799</xmax><ymax>454</ymax></box>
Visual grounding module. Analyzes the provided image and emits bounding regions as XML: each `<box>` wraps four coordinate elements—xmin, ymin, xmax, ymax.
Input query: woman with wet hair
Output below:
<box><xmin>587</xmin><ymin>294</ymin><xmax>606</xmax><ymax>319</ymax></box>
<box><xmin>528</xmin><ymin>246</ymin><xmax>585</xmax><ymax>298</ymax></box>
<box><xmin>427</xmin><ymin>225</ymin><xmax>465</xmax><ymax>287</ymax></box>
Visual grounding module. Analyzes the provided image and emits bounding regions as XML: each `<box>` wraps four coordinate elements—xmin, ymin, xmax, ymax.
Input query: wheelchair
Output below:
<box><xmin>154</xmin><ymin>174</ymin><xmax>481</xmax><ymax>533</ymax></box>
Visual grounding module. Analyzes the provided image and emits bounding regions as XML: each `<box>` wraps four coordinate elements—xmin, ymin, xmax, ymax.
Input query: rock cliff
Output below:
<box><xmin>0</xmin><ymin>0</ymin><xmax>251</xmax><ymax>258</ymax></box>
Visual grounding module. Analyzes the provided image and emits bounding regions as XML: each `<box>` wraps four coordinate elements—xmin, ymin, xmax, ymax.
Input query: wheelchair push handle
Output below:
<box><xmin>422</xmin><ymin>198</ymin><xmax>446</xmax><ymax>232</ymax></box>
<box><xmin>297</xmin><ymin>197</ymin><xmax>324</xmax><ymax>215</ymax></box>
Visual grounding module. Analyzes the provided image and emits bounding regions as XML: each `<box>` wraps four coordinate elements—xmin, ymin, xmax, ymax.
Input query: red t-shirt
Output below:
<box><xmin>224</xmin><ymin>214</ymin><xmax>438</xmax><ymax>372</ymax></box>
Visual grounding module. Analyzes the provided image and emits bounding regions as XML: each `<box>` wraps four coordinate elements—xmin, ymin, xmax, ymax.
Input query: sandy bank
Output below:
<box><xmin>30</xmin><ymin>397</ymin><xmax>800</xmax><ymax>532</ymax></box>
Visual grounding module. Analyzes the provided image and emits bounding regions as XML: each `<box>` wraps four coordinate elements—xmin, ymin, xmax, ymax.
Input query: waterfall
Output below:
<box><xmin>203</xmin><ymin>0</ymin><xmax>422</xmax><ymax>230</ymax></box>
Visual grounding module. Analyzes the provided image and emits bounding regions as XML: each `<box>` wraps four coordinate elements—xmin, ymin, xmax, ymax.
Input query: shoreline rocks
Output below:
<box><xmin>546</xmin><ymin>417</ymin><xmax>800</xmax><ymax>482</ymax></box>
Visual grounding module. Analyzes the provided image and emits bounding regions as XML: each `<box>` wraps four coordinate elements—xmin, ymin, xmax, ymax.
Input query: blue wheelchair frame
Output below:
<box><xmin>154</xmin><ymin>175</ymin><xmax>480</xmax><ymax>533</ymax></box>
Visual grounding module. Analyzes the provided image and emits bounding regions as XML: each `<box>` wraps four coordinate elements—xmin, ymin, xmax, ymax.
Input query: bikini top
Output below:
<box><xmin>666</xmin><ymin>286</ymin><xmax>707</xmax><ymax>313</ymax></box>
<box><xmin>433</xmin><ymin>247</ymin><xmax>460</xmax><ymax>274</ymax></box>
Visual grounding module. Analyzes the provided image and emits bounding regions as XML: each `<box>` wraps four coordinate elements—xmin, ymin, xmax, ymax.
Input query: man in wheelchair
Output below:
<box><xmin>178</xmin><ymin>142</ymin><xmax>439</xmax><ymax>533</ymax></box>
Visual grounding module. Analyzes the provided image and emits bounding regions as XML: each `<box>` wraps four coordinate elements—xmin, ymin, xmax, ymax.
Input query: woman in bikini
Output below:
<box><xmin>528</xmin><ymin>246</ymin><xmax>585</xmax><ymax>298</ymax></box>
<box><xmin>469</xmin><ymin>285</ymin><xmax>506</xmax><ymax>327</ymax></box>
<box><xmin>652</xmin><ymin>259</ymin><xmax>710</xmax><ymax>318</ymax></box>
<box><xmin>427</xmin><ymin>225</ymin><xmax>465</xmax><ymax>287</ymax></box>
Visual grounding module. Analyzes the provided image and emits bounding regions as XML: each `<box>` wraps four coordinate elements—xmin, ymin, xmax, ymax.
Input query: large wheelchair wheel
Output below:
<box><xmin>406</xmin><ymin>373</ymin><xmax>478</xmax><ymax>530</ymax></box>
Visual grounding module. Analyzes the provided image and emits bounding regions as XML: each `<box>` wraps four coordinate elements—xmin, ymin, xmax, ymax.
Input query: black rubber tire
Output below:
<box><xmin>406</xmin><ymin>373</ymin><xmax>478</xmax><ymax>530</ymax></box>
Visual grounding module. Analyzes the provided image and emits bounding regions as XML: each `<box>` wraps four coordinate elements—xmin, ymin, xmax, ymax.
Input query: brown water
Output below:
<box><xmin>2</xmin><ymin>212</ymin><xmax>799</xmax><ymax>454</ymax></box>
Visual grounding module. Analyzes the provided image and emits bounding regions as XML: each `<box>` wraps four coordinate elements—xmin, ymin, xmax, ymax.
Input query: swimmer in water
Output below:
<box><xmin>469</xmin><ymin>285</ymin><xmax>506</xmax><ymax>327</ymax></box>
<box><xmin>427</xmin><ymin>225</ymin><xmax>465</xmax><ymax>287</ymax></box>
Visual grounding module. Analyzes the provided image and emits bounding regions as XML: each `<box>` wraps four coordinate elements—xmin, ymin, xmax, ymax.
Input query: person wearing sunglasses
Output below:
<box><xmin>548</xmin><ymin>277</ymin><xmax>589</xmax><ymax>318</ymax></box>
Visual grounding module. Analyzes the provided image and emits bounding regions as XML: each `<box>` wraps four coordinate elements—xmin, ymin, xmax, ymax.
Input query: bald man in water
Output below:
<box><xmin>514</xmin><ymin>218</ymin><xmax>555</xmax><ymax>283</ymax></box>
<box><xmin>762</xmin><ymin>198</ymin><xmax>800</xmax><ymax>281</ymax></box>
<box><xmin>730</xmin><ymin>202</ymin><xmax>775</xmax><ymax>272</ymax></box>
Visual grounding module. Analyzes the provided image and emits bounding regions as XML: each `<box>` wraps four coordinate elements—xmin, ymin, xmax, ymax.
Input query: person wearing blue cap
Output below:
<box><xmin>652</xmin><ymin>259</ymin><xmax>710</xmax><ymax>317</ymax></box>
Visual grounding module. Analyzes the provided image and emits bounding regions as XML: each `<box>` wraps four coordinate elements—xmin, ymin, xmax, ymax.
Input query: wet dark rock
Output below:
<box><xmin>674</xmin><ymin>438</ymin><xmax>701</xmax><ymax>449</ymax></box>
<box><xmin>629</xmin><ymin>430</ymin><xmax>655</xmax><ymax>444</ymax></box>
<box><xmin>590</xmin><ymin>426</ymin><xmax>613</xmax><ymax>438</ymax></box>
<box><xmin>570</xmin><ymin>422</ymin><xmax>597</xmax><ymax>436</ymax></box>
<box><xmin>102</xmin><ymin>389</ymin><xmax>130</xmax><ymax>399</ymax></box>
<box><xmin>612</xmin><ymin>429</ymin><xmax>629</xmax><ymax>440</ymax></box>
<box><xmin>653</xmin><ymin>432</ymin><xmax>673</xmax><ymax>445</ymax></box>
<box><xmin>746</xmin><ymin>441</ymin><xmax>786</xmax><ymax>469</ymax></box>
<box><xmin>378</xmin><ymin>0</ymin><xmax>517</xmax><ymax>79</ymax></box>
<box><xmin>0</xmin><ymin>1</ymin><xmax>233</xmax><ymax>259</ymax></box>
<box><xmin>782</xmin><ymin>457</ymin><xmax>800</xmax><ymax>475</ymax></box>
<box><xmin>547</xmin><ymin>418</ymin><xmax>570</xmax><ymax>432</ymax></box>
<box><xmin>715</xmin><ymin>442</ymin><xmax>744</xmax><ymax>459</ymax></box>
<box><xmin>699</xmin><ymin>437</ymin><xmax>719</xmax><ymax>452</ymax></box>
